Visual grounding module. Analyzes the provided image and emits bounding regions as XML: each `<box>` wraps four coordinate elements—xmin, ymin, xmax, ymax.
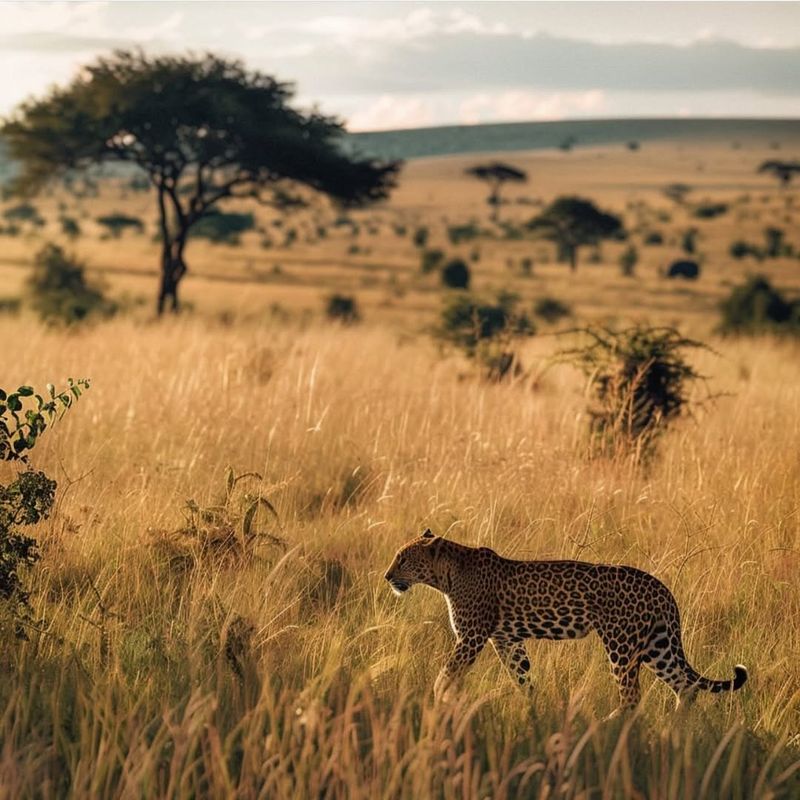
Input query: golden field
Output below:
<box><xmin>1</xmin><ymin>134</ymin><xmax>800</xmax><ymax>797</ymax></box>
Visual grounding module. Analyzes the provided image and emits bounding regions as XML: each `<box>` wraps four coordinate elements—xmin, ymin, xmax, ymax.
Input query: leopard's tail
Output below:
<box><xmin>693</xmin><ymin>664</ymin><xmax>748</xmax><ymax>694</ymax></box>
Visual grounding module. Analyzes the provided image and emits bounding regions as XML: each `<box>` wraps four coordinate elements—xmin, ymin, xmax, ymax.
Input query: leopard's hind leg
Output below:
<box><xmin>595</xmin><ymin>621</ymin><xmax>644</xmax><ymax>711</ymax></box>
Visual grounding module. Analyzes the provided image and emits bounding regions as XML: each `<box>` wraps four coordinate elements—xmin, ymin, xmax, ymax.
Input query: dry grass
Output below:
<box><xmin>1</xmin><ymin>310</ymin><xmax>799</xmax><ymax>797</ymax></box>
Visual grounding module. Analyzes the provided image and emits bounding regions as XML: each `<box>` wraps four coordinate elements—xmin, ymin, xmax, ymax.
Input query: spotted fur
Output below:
<box><xmin>384</xmin><ymin>530</ymin><xmax>747</xmax><ymax>710</ymax></box>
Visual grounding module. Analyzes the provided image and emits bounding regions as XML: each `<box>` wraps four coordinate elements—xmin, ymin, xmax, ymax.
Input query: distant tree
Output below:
<box><xmin>441</xmin><ymin>258</ymin><xmax>470</xmax><ymax>289</ymax></box>
<box><xmin>465</xmin><ymin>162</ymin><xmax>527</xmax><ymax>221</ymax></box>
<box><xmin>758</xmin><ymin>160</ymin><xmax>800</xmax><ymax>189</ymax></box>
<box><xmin>1</xmin><ymin>51</ymin><xmax>400</xmax><ymax>314</ymax></box>
<box><xmin>663</xmin><ymin>183</ymin><xmax>692</xmax><ymax>205</ymax></box>
<box><xmin>526</xmin><ymin>196</ymin><xmax>623</xmax><ymax>272</ymax></box>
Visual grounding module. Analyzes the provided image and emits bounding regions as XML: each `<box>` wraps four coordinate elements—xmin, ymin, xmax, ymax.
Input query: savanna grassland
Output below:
<box><xmin>1</xmin><ymin>131</ymin><xmax>800</xmax><ymax>798</ymax></box>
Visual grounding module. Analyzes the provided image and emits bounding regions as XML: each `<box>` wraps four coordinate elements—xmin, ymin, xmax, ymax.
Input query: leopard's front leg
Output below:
<box><xmin>434</xmin><ymin>636</ymin><xmax>488</xmax><ymax>701</ymax></box>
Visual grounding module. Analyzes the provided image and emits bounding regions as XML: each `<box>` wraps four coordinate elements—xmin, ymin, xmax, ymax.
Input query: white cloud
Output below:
<box><xmin>347</xmin><ymin>94</ymin><xmax>436</xmax><ymax>132</ymax></box>
<box><xmin>459</xmin><ymin>89</ymin><xmax>607</xmax><ymax>125</ymax></box>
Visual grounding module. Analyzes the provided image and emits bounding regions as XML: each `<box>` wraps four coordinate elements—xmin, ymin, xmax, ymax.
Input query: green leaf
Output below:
<box><xmin>17</xmin><ymin>386</ymin><xmax>34</xmax><ymax>397</ymax></box>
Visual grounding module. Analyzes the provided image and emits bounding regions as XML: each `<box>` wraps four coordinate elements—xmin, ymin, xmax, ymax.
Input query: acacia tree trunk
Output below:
<box><xmin>157</xmin><ymin>233</ymin><xmax>188</xmax><ymax>315</ymax></box>
<box><xmin>568</xmin><ymin>244</ymin><xmax>577</xmax><ymax>272</ymax></box>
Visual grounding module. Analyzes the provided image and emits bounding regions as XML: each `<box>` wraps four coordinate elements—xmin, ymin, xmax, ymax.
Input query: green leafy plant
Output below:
<box><xmin>0</xmin><ymin>379</ymin><xmax>90</xmax><ymax>635</ymax></box>
<box><xmin>559</xmin><ymin>327</ymin><xmax>707</xmax><ymax>458</ymax></box>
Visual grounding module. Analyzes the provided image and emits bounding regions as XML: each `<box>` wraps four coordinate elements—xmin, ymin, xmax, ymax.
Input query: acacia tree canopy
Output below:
<box><xmin>465</xmin><ymin>161</ymin><xmax>527</xmax><ymax>220</ymax></box>
<box><xmin>758</xmin><ymin>160</ymin><xmax>800</xmax><ymax>188</ymax></box>
<box><xmin>1</xmin><ymin>50</ymin><xmax>401</xmax><ymax>313</ymax></box>
<box><xmin>527</xmin><ymin>196</ymin><xmax>623</xmax><ymax>272</ymax></box>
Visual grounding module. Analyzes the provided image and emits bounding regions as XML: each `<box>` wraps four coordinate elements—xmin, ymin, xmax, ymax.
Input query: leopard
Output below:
<box><xmin>384</xmin><ymin>529</ymin><xmax>747</xmax><ymax>711</ymax></box>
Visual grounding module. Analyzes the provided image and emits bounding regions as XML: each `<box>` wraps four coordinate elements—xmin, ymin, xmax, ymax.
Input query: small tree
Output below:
<box><xmin>619</xmin><ymin>245</ymin><xmax>638</xmax><ymax>277</ymax></box>
<box><xmin>758</xmin><ymin>160</ymin><xmax>800</xmax><ymax>189</ymax></box>
<box><xmin>527</xmin><ymin>197</ymin><xmax>623</xmax><ymax>272</ymax></box>
<box><xmin>719</xmin><ymin>276</ymin><xmax>800</xmax><ymax>335</ymax></box>
<box><xmin>465</xmin><ymin>162</ymin><xmax>527</xmax><ymax>221</ymax></box>
<box><xmin>2</xmin><ymin>51</ymin><xmax>399</xmax><ymax>314</ymax></box>
<box><xmin>663</xmin><ymin>183</ymin><xmax>692</xmax><ymax>205</ymax></box>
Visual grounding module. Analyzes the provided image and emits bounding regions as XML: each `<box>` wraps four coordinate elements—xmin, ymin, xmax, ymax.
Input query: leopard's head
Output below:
<box><xmin>384</xmin><ymin>529</ymin><xmax>439</xmax><ymax>595</ymax></box>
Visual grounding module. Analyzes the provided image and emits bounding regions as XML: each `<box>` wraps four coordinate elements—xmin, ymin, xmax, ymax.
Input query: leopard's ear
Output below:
<box><xmin>421</xmin><ymin>528</ymin><xmax>435</xmax><ymax>539</ymax></box>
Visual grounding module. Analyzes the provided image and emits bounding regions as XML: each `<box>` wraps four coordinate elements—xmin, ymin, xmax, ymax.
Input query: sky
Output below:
<box><xmin>1</xmin><ymin>1</ymin><xmax>799</xmax><ymax>131</ymax></box>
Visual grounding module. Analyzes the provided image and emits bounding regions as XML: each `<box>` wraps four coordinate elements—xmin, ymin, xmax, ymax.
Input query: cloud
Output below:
<box><xmin>459</xmin><ymin>90</ymin><xmax>607</xmax><ymax>125</ymax></box>
<box><xmin>347</xmin><ymin>94</ymin><xmax>436</xmax><ymax>131</ymax></box>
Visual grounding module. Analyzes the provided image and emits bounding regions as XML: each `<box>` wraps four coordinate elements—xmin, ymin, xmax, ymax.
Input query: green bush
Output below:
<box><xmin>420</xmin><ymin>249</ymin><xmax>444</xmax><ymax>274</ymax></box>
<box><xmin>534</xmin><ymin>296</ymin><xmax>572</xmax><ymax>323</ymax></box>
<box><xmin>59</xmin><ymin>215</ymin><xmax>81</xmax><ymax>239</ymax></box>
<box><xmin>729</xmin><ymin>240</ymin><xmax>762</xmax><ymax>260</ymax></box>
<box><xmin>447</xmin><ymin>222</ymin><xmax>481</xmax><ymax>245</ymax></box>
<box><xmin>441</xmin><ymin>258</ymin><xmax>470</xmax><ymax>290</ymax></box>
<box><xmin>27</xmin><ymin>244</ymin><xmax>116</xmax><ymax>325</ymax></box>
<box><xmin>438</xmin><ymin>292</ymin><xmax>535</xmax><ymax>380</ymax></box>
<box><xmin>719</xmin><ymin>276</ymin><xmax>800</xmax><ymax>335</ymax></box>
<box><xmin>3</xmin><ymin>202</ymin><xmax>44</xmax><ymax>226</ymax></box>
<box><xmin>96</xmin><ymin>213</ymin><xmax>144</xmax><ymax>237</ymax></box>
<box><xmin>412</xmin><ymin>226</ymin><xmax>429</xmax><ymax>248</ymax></box>
<box><xmin>692</xmin><ymin>202</ymin><xmax>728</xmax><ymax>220</ymax></box>
<box><xmin>325</xmin><ymin>294</ymin><xmax>360</xmax><ymax>324</ymax></box>
<box><xmin>190</xmin><ymin>210</ymin><xmax>255</xmax><ymax>244</ymax></box>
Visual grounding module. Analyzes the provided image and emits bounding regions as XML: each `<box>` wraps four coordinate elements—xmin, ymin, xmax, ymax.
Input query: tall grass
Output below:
<box><xmin>1</xmin><ymin>315</ymin><xmax>799</xmax><ymax>798</ymax></box>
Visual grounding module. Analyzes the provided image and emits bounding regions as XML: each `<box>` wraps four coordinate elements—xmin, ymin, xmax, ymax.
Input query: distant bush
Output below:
<box><xmin>719</xmin><ymin>276</ymin><xmax>800</xmax><ymax>335</ymax></box>
<box><xmin>644</xmin><ymin>231</ymin><xmax>663</xmax><ymax>246</ymax></box>
<box><xmin>325</xmin><ymin>294</ymin><xmax>360</xmax><ymax>324</ymax></box>
<box><xmin>729</xmin><ymin>240</ymin><xmax>762</xmax><ymax>260</ymax></box>
<box><xmin>26</xmin><ymin>244</ymin><xmax>116</xmax><ymax>325</ymax></box>
<box><xmin>533</xmin><ymin>296</ymin><xmax>571</xmax><ymax>323</ymax></box>
<box><xmin>393</xmin><ymin>224</ymin><xmax>407</xmax><ymax>237</ymax></box>
<box><xmin>59</xmin><ymin>216</ymin><xmax>81</xmax><ymax>239</ymax></box>
<box><xmin>692</xmin><ymin>202</ymin><xmax>728</xmax><ymax>220</ymax></box>
<box><xmin>412</xmin><ymin>226</ymin><xmax>429</xmax><ymax>248</ymax></box>
<box><xmin>447</xmin><ymin>222</ymin><xmax>481</xmax><ymax>245</ymax></box>
<box><xmin>627</xmin><ymin>141</ymin><xmax>640</xmax><ymax>151</ymax></box>
<box><xmin>420</xmin><ymin>249</ymin><xmax>444</xmax><ymax>274</ymax></box>
<box><xmin>619</xmin><ymin>245</ymin><xmax>638</xmax><ymax>277</ymax></box>
<box><xmin>666</xmin><ymin>260</ymin><xmax>700</xmax><ymax>280</ymax></box>
<box><xmin>441</xmin><ymin>258</ymin><xmax>470</xmax><ymax>290</ymax></box>
<box><xmin>438</xmin><ymin>292</ymin><xmax>535</xmax><ymax>380</ymax></box>
<box><xmin>191</xmin><ymin>210</ymin><xmax>255</xmax><ymax>244</ymax></box>
<box><xmin>128</xmin><ymin>174</ymin><xmax>150</xmax><ymax>192</ymax></box>
<box><xmin>0</xmin><ymin>297</ymin><xmax>21</xmax><ymax>315</ymax></box>
<box><xmin>764</xmin><ymin>227</ymin><xmax>790</xmax><ymax>258</ymax></box>
<box><xmin>3</xmin><ymin>202</ymin><xmax>44</xmax><ymax>226</ymax></box>
<box><xmin>520</xmin><ymin>257</ymin><xmax>533</xmax><ymax>276</ymax></box>
<box><xmin>96</xmin><ymin>212</ymin><xmax>144</xmax><ymax>238</ymax></box>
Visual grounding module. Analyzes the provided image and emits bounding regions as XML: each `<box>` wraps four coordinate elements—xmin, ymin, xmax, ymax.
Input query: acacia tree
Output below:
<box><xmin>465</xmin><ymin>162</ymin><xmax>527</xmax><ymax>221</ymax></box>
<box><xmin>2</xmin><ymin>51</ymin><xmax>400</xmax><ymax>314</ymax></box>
<box><xmin>526</xmin><ymin>196</ymin><xmax>623</xmax><ymax>272</ymax></box>
<box><xmin>758</xmin><ymin>160</ymin><xmax>800</xmax><ymax>190</ymax></box>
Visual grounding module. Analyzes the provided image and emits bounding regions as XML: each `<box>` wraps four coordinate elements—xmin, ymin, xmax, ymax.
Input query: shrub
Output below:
<box><xmin>619</xmin><ymin>245</ymin><xmax>638</xmax><ymax>277</ymax></box>
<box><xmin>559</xmin><ymin>327</ymin><xmax>706</xmax><ymax>458</ymax></box>
<box><xmin>0</xmin><ymin>380</ymin><xmax>89</xmax><ymax>636</ymax></box>
<box><xmin>681</xmin><ymin>228</ymin><xmax>698</xmax><ymax>255</ymax></box>
<box><xmin>3</xmin><ymin>202</ymin><xmax>44</xmax><ymax>225</ymax></box>
<box><xmin>447</xmin><ymin>222</ymin><xmax>481</xmax><ymax>245</ymax></box>
<box><xmin>0</xmin><ymin>297</ymin><xmax>21</xmax><ymax>315</ymax></box>
<box><xmin>534</xmin><ymin>296</ymin><xmax>572</xmax><ymax>324</ymax></box>
<box><xmin>59</xmin><ymin>215</ymin><xmax>81</xmax><ymax>239</ymax></box>
<box><xmin>764</xmin><ymin>227</ymin><xmax>788</xmax><ymax>258</ymax></box>
<box><xmin>644</xmin><ymin>231</ymin><xmax>663</xmax><ymax>246</ymax></box>
<box><xmin>692</xmin><ymin>202</ymin><xmax>728</xmax><ymax>220</ymax></box>
<box><xmin>325</xmin><ymin>294</ymin><xmax>360</xmax><ymax>324</ymax></box>
<box><xmin>27</xmin><ymin>244</ymin><xmax>116</xmax><ymax>325</ymax></box>
<box><xmin>438</xmin><ymin>292</ymin><xmax>535</xmax><ymax>379</ymax></box>
<box><xmin>730</xmin><ymin>240</ymin><xmax>762</xmax><ymax>260</ymax></box>
<box><xmin>96</xmin><ymin>213</ymin><xmax>144</xmax><ymax>237</ymax></box>
<box><xmin>412</xmin><ymin>226</ymin><xmax>429</xmax><ymax>248</ymax></box>
<box><xmin>191</xmin><ymin>210</ymin><xmax>255</xmax><ymax>244</ymax></box>
<box><xmin>719</xmin><ymin>276</ymin><xmax>800</xmax><ymax>335</ymax></box>
<box><xmin>420</xmin><ymin>249</ymin><xmax>444</xmax><ymax>274</ymax></box>
<box><xmin>441</xmin><ymin>258</ymin><xmax>470</xmax><ymax>290</ymax></box>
